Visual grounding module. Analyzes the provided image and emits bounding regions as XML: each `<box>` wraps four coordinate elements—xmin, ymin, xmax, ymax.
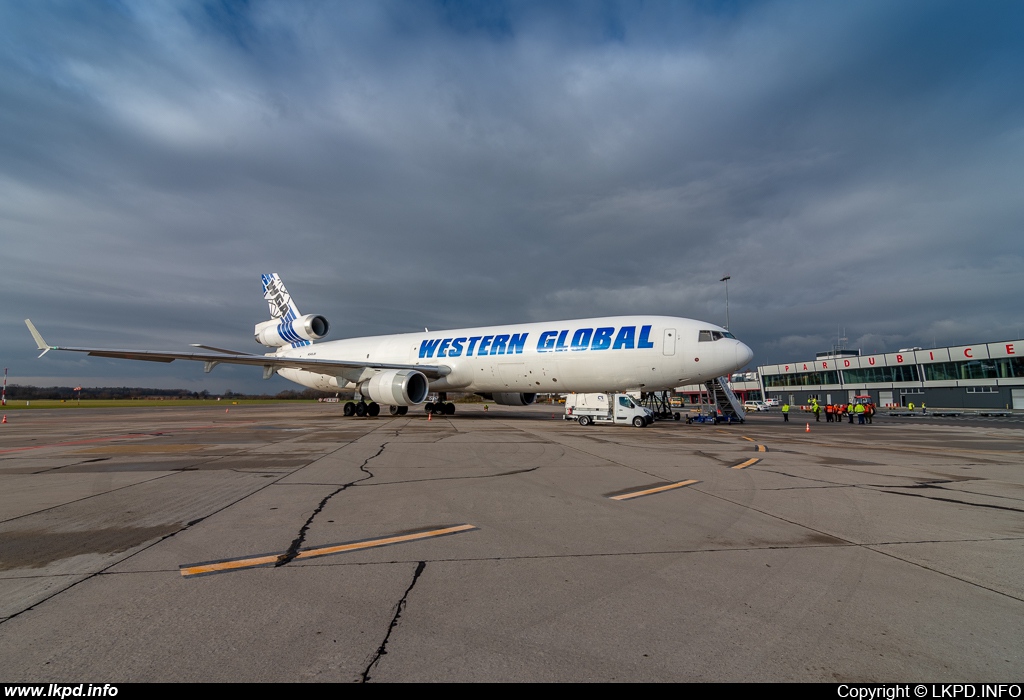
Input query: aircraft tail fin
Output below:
<box><xmin>261</xmin><ymin>273</ymin><xmax>301</xmax><ymax>322</ymax></box>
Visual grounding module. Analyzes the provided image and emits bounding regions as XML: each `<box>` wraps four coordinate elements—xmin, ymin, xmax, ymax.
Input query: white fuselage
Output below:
<box><xmin>275</xmin><ymin>315</ymin><xmax>753</xmax><ymax>397</ymax></box>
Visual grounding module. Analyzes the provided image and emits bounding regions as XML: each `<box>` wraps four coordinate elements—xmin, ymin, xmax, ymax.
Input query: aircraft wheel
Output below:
<box><xmin>343</xmin><ymin>402</ymin><xmax>355</xmax><ymax>417</ymax></box>
<box><xmin>367</xmin><ymin>402</ymin><xmax>380</xmax><ymax>417</ymax></box>
<box><xmin>424</xmin><ymin>402</ymin><xmax>434</xmax><ymax>414</ymax></box>
<box><xmin>578</xmin><ymin>415</ymin><xmax>591</xmax><ymax>426</ymax></box>
<box><xmin>397</xmin><ymin>406</ymin><xmax>408</xmax><ymax>416</ymax></box>
<box><xmin>389</xmin><ymin>405</ymin><xmax>401</xmax><ymax>416</ymax></box>
<box><xmin>674</xmin><ymin>412</ymin><xmax>681</xmax><ymax>421</ymax></box>
<box><xmin>355</xmin><ymin>402</ymin><xmax>367</xmax><ymax>417</ymax></box>
<box><xmin>444</xmin><ymin>402</ymin><xmax>455</xmax><ymax>415</ymax></box>
<box><xmin>633</xmin><ymin>416</ymin><xmax>646</xmax><ymax>428</ymax></box>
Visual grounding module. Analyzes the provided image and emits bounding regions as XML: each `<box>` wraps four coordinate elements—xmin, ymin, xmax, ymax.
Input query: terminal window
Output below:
<box><xmin>920</xmin><ymin>358</ymin><xmax>1024</xmax><ymax>381</ymax></box>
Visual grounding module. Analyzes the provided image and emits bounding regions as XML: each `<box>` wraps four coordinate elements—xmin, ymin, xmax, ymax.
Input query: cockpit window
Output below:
<box><xmin>700</xmin><ymin>329</ymin><xmax>736</xmax><ymax>341</ymax></box>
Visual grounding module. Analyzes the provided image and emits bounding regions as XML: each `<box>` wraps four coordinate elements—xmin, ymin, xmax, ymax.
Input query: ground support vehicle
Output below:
<box><xmin>686</xmin><ymin>410</ymin><xmax>741</xmax><ymax>425</ymax></box>
<box><xmin>638</xmin><ymin>390</ymin><xmax>682</xmax><ymax>421</ymax></box>
<box><xmin>565</xmin><ymin>393</ymin><xmax>654</xmax><ymax>428</ymax></box>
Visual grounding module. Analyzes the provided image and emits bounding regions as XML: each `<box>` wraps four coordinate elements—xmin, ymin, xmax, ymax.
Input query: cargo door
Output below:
<box><xmin>663</xmin><ymin>328</ymin><xmax>676</xmax><ymax>356</ymax></box>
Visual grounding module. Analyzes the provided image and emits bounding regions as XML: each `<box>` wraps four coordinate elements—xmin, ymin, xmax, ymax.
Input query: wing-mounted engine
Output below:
<box><xmin>254</xmin><ymin>315</ymin><xmax>330</xmax><ymax>347</ymax></box>
<box><xmin>480</xmin><ymin>392</ymin><xmax>537</xmax><ymax>406</ymax></box>
<box><xmin>358</xmin><ymin>369</ymin><xmax>430</xmax><ymax>406</ymax></box>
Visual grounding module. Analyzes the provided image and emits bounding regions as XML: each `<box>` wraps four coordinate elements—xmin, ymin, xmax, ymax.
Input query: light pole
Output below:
<box><xmin>720</xmin><ymin>276</ymin><xmax>731</xmax><ymax>330</ymax></box>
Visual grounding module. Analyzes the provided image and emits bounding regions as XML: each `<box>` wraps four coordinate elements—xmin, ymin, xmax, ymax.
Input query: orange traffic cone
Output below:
<box><xmin>225</xmin><ymin>408</ymin><xmax>229</xmax><ymax>413</ymax></box>
<box><xmin>1</xmin><ymin>415</ymin><xmax>6</xmax><ymax>424</ymax></box>
<box><xmin>805</xmin><ymin>422</ymin><xmax>810</xmax><ymax>432</ymax></box>
<box><xmin>427</xmin><ymin>411</ymin><xmax>432</xmax><ymax>421</ymax></box>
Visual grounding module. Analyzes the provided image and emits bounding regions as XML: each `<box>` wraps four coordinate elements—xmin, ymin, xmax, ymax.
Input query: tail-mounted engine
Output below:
<box><xmin>480</xmin><ymin>392</ymin><xmax>537</xmax><ymax>406</ymax></box>
<box><xmin>358</xmin><ymin>369</ymin><xmax>430</xmax><ymax>406</ymax></box>
<box><xmin>255</xmin><ymin>315</ymin><xmax>330</xmax><ymax>347</ymax></box>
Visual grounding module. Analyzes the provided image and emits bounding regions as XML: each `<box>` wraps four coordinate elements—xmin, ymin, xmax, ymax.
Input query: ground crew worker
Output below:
<box><xmin>813</xmin><ymin>401</ymin><xmax>821</xmax><ymax>422</ymax></box>
<box><xmin>826</xmin><ymin>403</ymin><xmax>833</xmax><ymax>422</ymax></box>
<box><xmin>865</xmin><ymin>403</ymin><xmax>874</xmax><ymax>424</ymax></box>
<box><xmin>782</xmin><ymin>403</ymin><xmax>790</xmax><ymax>422</ymax></box>
<box><xmin>908</xmin><ymin>401</ymin><xmax>914</xmax><ymax>412</ymax></box>
<box><xmin>921</xmin><ymin>402</ymin><xmax>927</xmax><ymax>415</ymax></box>
<box><xmin>847</xmin><ymin>403</ymin><xmax>855</xmax><ymax>423</ymax></box>
<box><xmin>855</xmin><ymin>402</ymin><xmax>865</xmax><ymax>424</ymax></box>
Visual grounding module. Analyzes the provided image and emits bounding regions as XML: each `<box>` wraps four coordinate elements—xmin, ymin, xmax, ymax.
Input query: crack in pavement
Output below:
<box><xmin>283</xmin><ymin>466</ymin><xmax>541</xmax><ymax>488</ymax></box>
<box><xmin>875</xmin><ymin>489</ymin><xmax>1024</xmax><ymax>513</ymax></box>
<box><xmin>274</xmin><ymin>442</ymin><xmax>386</xmax><ymax>567</ymax></box>
<box><xmin>0</xmin><ymin>468</ymin><xmax>296</xmax><ymax>625</ymax></box>
<box><xmin>361</xmin><ymin>560</ymin><xmax>426</xmax><ymax>683</ymax></box>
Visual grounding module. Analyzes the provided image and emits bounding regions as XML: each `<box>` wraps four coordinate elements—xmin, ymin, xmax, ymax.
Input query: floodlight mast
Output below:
<box><xmin>720</xmin><ymin>276</ymin><xmax>731</xmax><ymax>330</ymax></box>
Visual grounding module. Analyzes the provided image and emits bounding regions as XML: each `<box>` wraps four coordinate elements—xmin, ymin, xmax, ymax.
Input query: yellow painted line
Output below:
<box><xmin>181</xmin><ymin>554</ymin><xmax>281</xmax><ymax>577</ymax></box>
<box><xmin>609</xmin><ymin>479</ymin><xmax>699</xmax><ymax>501</ymax></box>
<box><xmin>756</xmin><ymin>444</ymin><xmax>767</xmax><ymax>453</ymax></box>
<box><xmin>741</xmin><ymin>436</ymin><xmax>755</xmax><ymax>442</ymax></box>
<box><xmin>180</xmin><ymin>524</ymin><xmax>477</xmax><ymax>578</ymax></box>
<box><xmin>732</xmin><ymin>458</ymin><xmax>761</xmax><ymax>469</ymax></box>
<box><xmin>293</xmin><ymin>525</ymin><xmax>477</xmax><ymax>560</ymax></box>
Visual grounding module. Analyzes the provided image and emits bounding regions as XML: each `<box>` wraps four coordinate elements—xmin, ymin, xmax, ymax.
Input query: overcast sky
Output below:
<box><xmin>3</xmin><ymin>0</ymin><xmax>1023</xmax><ymax>393</ymax></box>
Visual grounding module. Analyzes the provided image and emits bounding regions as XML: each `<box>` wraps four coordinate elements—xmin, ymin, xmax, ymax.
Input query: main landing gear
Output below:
<box><xmin>424</xmin><ymin>392</ymin><xmax>456</xmax><ymax>416</ymax></box>
<box><xmin>343</xmin><ymin>401</ymin><xmax>382</xmax><ymax>417</ymax></box>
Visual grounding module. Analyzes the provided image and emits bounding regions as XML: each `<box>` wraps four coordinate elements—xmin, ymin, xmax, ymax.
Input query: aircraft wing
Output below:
<box><xmin>24</xmin><ymin>320</ymin><xmax>450</xmax><ymax>379</ymax></box>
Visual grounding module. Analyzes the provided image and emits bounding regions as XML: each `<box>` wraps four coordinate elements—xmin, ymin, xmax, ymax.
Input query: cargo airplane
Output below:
<box><xmin>25</xmin><ymin>274</ymin><xmax>754</xmax><ymax>417</ymax></box>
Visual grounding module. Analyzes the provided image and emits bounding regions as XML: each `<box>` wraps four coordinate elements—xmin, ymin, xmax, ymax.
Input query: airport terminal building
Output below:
<box><xmin>756</xmin><ymin>339</ymin><xmax>1024</xmax><ymax>410</ymax></box>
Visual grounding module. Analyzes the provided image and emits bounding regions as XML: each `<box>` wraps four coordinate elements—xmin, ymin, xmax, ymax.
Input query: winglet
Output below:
<box><xmin>24</xmin><ymin>319</ymin><xmax>53</xmax><ymax>357</ymax></box>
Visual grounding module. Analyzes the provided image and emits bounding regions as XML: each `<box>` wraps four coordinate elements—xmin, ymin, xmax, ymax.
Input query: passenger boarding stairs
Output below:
<box><xmin>705</xmin><ymin>377</ymin><xmax>746</xmax><ymax>422</ymax></box>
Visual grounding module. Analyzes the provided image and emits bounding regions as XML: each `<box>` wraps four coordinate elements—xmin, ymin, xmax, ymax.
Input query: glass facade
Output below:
<box><xmin>923</xmin><ymin>358</ymin><xmax>1024</xmax><ymax>381</ymax></box>
<box><xmin>764</xmin><ymin>357</ymin><xmax>1024</xmax><ymax>388</ymax></box>
<box><xmin>764</xmin><ymin>371</ymin><xmax>839</xmax><ymax>387</ymax></box>
<box><xmin>842</xmin><ymin>365</ymin><xmax>919</xmax><ymax>383</ymax></box>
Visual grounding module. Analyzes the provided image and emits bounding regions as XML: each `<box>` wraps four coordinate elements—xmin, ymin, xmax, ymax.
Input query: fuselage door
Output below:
<box><xmin>663</xmin><ymin>328</ymin><xmax>676</xmax><ymax>356</ymax></box>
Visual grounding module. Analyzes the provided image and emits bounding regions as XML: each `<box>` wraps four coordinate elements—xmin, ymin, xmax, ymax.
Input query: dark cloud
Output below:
<box><xmin>2</xmin><ymin>0</ymin><xmax>1022</xmax><ymax>390</ymax></box>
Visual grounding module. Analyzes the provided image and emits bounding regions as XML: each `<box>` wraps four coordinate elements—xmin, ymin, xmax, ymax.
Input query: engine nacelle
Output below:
<box><xmin>483</xmin><ymin>392</ymin><xmax>537</xmax><ymax>406</ymax></box>
<box><xmin>254</xmin><ymin>314</ymin><xmax>330</xmax><ymax>347</ymax></box>
<box><xmin>358</xmin><ymin>369</ymin><xmax>430</xmax><ymax>406</ymax></box>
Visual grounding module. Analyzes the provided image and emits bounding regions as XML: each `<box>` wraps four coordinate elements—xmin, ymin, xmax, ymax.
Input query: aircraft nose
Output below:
<box><xmin>737</xmin><ymin>341</ymin><xmax>754</xmax><ymax>368</ymax></box>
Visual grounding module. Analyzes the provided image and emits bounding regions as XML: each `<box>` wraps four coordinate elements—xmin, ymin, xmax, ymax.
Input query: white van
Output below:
<box><xmin>565</xmin><ymin>393</ymin><xmax>654</xmax><ymax>427</ymax></box>
<box><xmin>743</xmin><ymin>400</ymin><xmax>769</xmax><ymax>412</ymax></box>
